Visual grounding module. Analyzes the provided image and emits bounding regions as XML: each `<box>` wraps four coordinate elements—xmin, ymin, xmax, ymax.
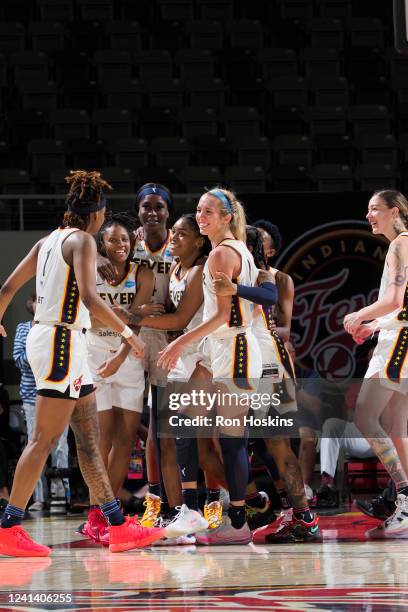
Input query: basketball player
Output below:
<box><xmin>158</xmin><ymin>188</ymin><xmax>263</xmax><ymax>545</ymax></box>
<box><xmin>80</xmin><ymin>213</ymin><xmax>155</xmax><ymax>545</ymax></box>
<box><xmin>0</xmin><ymin>171</ymin><xmax>166</xmax><ymax>556</ymax></box>
<box><xmin>97</xmin><ymin>183</ymin><xmax>177</xmax><ymax>526</ymax></box>
<box><xmin>135</xmin><ymin>214</ymin><xmax>212</xmax><ymax>540</ymax></box>
<box><xmin>254</xmin><ymin>221</ymin><xmax>317</xmax><ymax>511</ymax></box>
<box><xmin>344</xmin><ymin>189</ymin><xmax>408</xmax><ymax>538</ymax></box>
<box><xmin>106</xmin><ymin>214</ymin><xmax>220</xmax><ymax>538</ymax></box>
<box><xmin>213</xmin><ymin>226</ymin><xmax>321</xmax><ymax>543</ymax></box>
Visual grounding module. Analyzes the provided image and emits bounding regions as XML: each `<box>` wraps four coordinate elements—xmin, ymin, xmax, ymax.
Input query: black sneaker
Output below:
<box><xmin>246</xmin><ymin>492</ymin><xmax>276</xmax><ymax>530</ymax></box>
<box><xmin>316</xmin><ymin>484</ymin><xmax>339</xmax><ymax>508</ymax></box>
<box><xmin>292</xmin><ymin>512</ymin><xmax>322</xmax><ymax>542</ymax></box>
<box><xmin>356</xmin><ymin>495</ymin><xmax>394</xmax><ymax>521</ymax></box>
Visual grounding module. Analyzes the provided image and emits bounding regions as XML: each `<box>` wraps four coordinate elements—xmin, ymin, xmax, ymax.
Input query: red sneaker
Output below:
<box><xmin>0</xmin><ymin>526</ymin><xmax>51</xmax><ymax>557</ymax></box>
<box><xmin>98</xmin><ymin>524</ymin><xmax>109</xmax><ymax>547</ymax></box>
<box><xmin>253</xmin><ymin>508</ymin><xmax>294</xmax><ymax>544</ymax></box>
<box><xmin>81</xmin><ymin>507</ymin><xmax>108</xmax><ymax>543</ymax></box>
<box><xmin>109</xmin><ymin>516</ymin><xmax>166</xmax><ymax>553</ymax></box>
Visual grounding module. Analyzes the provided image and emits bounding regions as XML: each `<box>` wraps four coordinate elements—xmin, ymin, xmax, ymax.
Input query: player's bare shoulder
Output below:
<box><xmin>257</xmin><ymin>269</ymin><xmax>275</xmax><ymax>285</ymax></box>
<box><xmin>274</xmin><ymin>268</ymin><xmax>294</xmax><ymax>291</ymax></box>
<box><xmin>62</xmin><ymin>228</ymin><xmax>96</xmax><ymax>266</ymax></box>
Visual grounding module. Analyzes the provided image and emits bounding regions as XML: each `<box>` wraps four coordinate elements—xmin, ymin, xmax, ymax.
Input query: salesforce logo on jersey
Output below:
<box><xmin>125</xmin><ymin>280</ymin><xmax>135</xmax><ymax>288</ymax></box>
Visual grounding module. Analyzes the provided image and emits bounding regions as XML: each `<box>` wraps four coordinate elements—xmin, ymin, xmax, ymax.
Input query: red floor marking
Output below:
<box><xmin>319</xmin><ymin>512</ymin><xmax>381</xmax><ymax>541</ymax></box>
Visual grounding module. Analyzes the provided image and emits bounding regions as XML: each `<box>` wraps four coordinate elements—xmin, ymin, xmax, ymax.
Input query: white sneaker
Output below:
<box><xmin>28</xmin><ymin>501</ymin><xmax>45</xmax><ymax>511</ymax></box>
<box><xmin>165</xmin><ymin>505</ymin><xmax>208</xmax><ymax>538</ymax></box>
<box><xmin>367</xmin><ymin>494</ymin><xmax>408</xmax><ymax>538</ymax></box>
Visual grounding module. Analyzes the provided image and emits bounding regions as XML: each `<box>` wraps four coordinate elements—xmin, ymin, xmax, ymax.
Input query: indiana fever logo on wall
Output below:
<box><xmin>276</xmin><ymin>220</ymin><xmax>387</xmax><ymax>379</ymax></box>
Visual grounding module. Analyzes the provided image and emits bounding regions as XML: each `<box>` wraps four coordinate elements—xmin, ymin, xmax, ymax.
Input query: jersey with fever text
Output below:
<box><xmin>88</xmin><ymin>261</ymin><xmax>140</xmax><ymax>350</ymax></box>
<box><xmin>132</xmin><ymin>233</ymin><xmax>173</xmax><ymax>305</ymax></box>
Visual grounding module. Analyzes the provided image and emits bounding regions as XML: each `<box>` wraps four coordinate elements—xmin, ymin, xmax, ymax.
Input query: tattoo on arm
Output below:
<box><xmin>387</xmin><ymin>241</ymin><xmax>408</xmax><ymax>288</ymax></box>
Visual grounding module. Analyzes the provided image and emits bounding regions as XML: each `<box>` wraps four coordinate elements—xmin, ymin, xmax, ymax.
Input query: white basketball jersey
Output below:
<box><xmin>169</xmin><ymin>263</ymin><xmax>203</xmax><ymax>332</ymax></box>
<box><xmin>88</xmin><ymin>262</ymin><xmax>140</xmax><ymax>350</ymax></box>
<box><xmin>35</xmin><ymin>228</ymin><xmax>91</xmax><ymax>329</ymax></box>
<box><xmin>132</xmin><ymin>232</ymin><xmax>173</xmax><ymax>305</ymax></box>
<box><xmin>203</xmin><ymin>239</ymin><xmax>258</xmax><ymax>336</ymax></box>
<box><xmin>377</xmin><ymin>232</ymin><xmax>408</xmax><ymax>330</ymax></box>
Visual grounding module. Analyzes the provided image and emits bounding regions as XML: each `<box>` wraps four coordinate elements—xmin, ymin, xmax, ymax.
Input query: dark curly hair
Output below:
<box><xmin>253</xmin><ymin>219</ymin><xmax>282</xmax><ymax>255</ymax></box>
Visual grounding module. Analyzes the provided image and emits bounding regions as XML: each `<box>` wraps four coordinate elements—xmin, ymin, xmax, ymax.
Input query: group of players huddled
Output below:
<box><xmin>0</xmin><ymin>171</ymin><xmax>408</xmax><ymax>557</ymax></box>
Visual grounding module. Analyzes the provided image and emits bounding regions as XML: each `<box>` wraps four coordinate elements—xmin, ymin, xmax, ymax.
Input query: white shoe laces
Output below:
<box><xmin>167</xmin><ymin>504</ymin><xmax>188</xmax><ymax>526</ymax></box>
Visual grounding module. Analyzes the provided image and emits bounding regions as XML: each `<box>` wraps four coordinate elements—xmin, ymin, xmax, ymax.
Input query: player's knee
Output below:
<box><xmin>30</xmin><ymin>431</ymin><xmax>63</xmax><ymax>456</ymax></box>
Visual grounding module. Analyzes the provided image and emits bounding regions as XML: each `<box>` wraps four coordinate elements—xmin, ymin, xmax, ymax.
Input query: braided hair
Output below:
<box><xmin>62</xmin><ymin>170</ymin><xmax>112</xmax><ymax>230</ymax></box>
<box><xmin>246</xmin><ymin>225</ymin><xmax>267</xmax><ymax>270</ymax></box>
<box><xmin>253</xmin><ymin>219</ymin><xmax>282</xmax><ymax>255</ymax></box>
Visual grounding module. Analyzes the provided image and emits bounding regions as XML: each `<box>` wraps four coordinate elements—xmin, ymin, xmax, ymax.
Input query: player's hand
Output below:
<box><xmin>138</xmin><ymin>302</ymin><xmax>166</xmax><ymax>316</ymax></box>
<box><xmin>157</xmin><ymin>337</ymin><xmax>184</xmax><ymax>371</ymax></box>
<box><xmin>0</xmin><ymin>324</ymin><xmax>6</xmax><ymax>338</ymax></box>
<box><xmin>97</xmin><ymin>356</ymin><xmax>123</xmax><ymax>379</ymax></box>
<box><xmin>212</xmin><ymin>271</ymin><xmax>236</xmax><ymax>296</ymax></box>
<box><xmin>127</xmin><ymin>332</ymin><xmax>145</xmax><ymax>358</ymax></box>
<box><xmin>111</xmin><ymin>301</ymin><xmax>130</xmax><ymax>323</ymax></box>
<box><xmin>344</xmin><ymin>311</ymin><xmax>363</xmax><ymax>335</ymax></box>
<box><xmin>97</xmin><ymin>253</ymin><xmax>116</xmax><ymax>283</ymax></box>
<box><xmin>352</xmin><ymin>323</ymin><xmax>375</xmax><ymax>345</ymax></box>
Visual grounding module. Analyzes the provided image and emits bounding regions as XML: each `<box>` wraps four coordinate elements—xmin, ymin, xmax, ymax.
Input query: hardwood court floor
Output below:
<box><xmin>1</xmin><ymin>510</ymin><xmax>408</xmax><ymax>611</ymax></box>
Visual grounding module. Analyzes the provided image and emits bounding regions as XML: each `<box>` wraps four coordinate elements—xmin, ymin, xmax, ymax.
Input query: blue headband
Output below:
<box><xmin>137</xmin><ymin>186</ymin><xmax>172</xmax><ymax>207</ymax></box>
<box><xmin>67</xmin><ymin>195</ymin><xmax>106</xmax><ymax>215</ymax></box>
<box><xmin>208</xmin><ymin>189</ymin><xmax>234</xmax><ymax>214</ymax></box>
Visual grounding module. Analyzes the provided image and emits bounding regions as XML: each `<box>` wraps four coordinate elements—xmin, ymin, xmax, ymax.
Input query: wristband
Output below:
<box><xmin>121</xmin><ymin>325</ymin><xmax>133</xmax><ymax>339</ymax></box>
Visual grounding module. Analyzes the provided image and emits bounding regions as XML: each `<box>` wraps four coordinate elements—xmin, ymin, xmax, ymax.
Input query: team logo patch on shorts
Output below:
<box><xmin>72</xmin><ymin>374</ymin><xmax>83</xmax><ymax>392</ymax></box>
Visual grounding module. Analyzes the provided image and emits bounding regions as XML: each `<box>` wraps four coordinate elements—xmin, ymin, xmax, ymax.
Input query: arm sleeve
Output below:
<box><xmin>236</xmin><ymin>282</ymin><xmax>278</xmax><ymax>306</ymax></box>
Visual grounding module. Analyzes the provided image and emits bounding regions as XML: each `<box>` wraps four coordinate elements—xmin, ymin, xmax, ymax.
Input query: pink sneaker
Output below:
<box><xmin>81</xmin><ymin>507</ymin><xmax>108</xmax><ymax>544</ymax></box>
<box><xmin>109</xmin><ymin>516</ymin><xmax>166</xmax><ymax>552</ymax></box>
<box><xmin>0</xmin><ymin>526</ymin><xmax>51</xmax><ymax>557</ymax></box>
<box><xmin>195</xmin><ymin>517</ymin><xmax>252</xmax><ymax>545</ymax></box>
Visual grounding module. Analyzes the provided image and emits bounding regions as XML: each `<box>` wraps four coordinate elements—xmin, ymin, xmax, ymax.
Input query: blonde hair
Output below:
<box><xmin>208</xmin><ymin>187</ymin><xmax>247</xmax><ymax>242</ymax></box>
<box><xmin>374</xmin><ymin>190</ymin><xmax>408</xmax><ymax>228</ymax></box>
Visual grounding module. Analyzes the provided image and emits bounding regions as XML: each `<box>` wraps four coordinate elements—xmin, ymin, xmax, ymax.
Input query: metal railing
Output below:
<box><xmin>0</xmin><ymin>193</ymin><xmax>200</xmax><ymax>231</ymax></box>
